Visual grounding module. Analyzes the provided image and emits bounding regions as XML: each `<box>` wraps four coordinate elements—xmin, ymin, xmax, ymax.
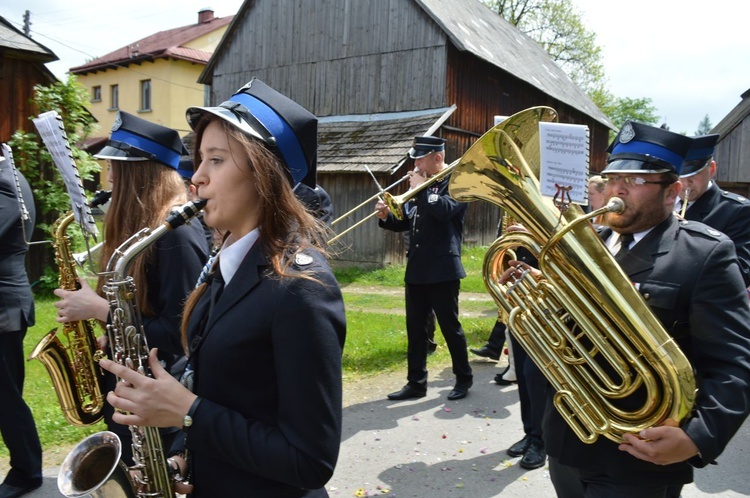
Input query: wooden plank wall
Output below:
<box><xmin>443</xmin><ymin>46</ymin><xmax>611</xmax><ymax>247</ymax></box>
<box><xmin>323</xmin><ymin>170</ymin><xmax>409</xmax><ymax>268</ymax></box>
<box><xmin>0</xmin><ymin>57</ymin><xmax>49</xmax><ymax>142</ymax></box>
<box><xmin>715</xmin><ymin>116</ymin><xmax>750</xmax><ymax>186</ymax></box>
<box><xmin>209</xmin><ymin>0</ymin><xmax>448</xmax><ymax>116</ymax></box>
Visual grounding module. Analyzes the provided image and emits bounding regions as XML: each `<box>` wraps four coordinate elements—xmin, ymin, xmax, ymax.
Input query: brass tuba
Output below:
<box><xmin>29</xmin><ymin>190</ymin><xmax>112</xmax><ymax>426</ymax></box>
<box><xmin>448</xmin><ymin>107</ymin><xmax>696</xmax><ymax>444</ymax></box>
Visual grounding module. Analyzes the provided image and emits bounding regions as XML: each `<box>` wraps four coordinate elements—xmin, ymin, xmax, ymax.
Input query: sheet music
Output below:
<box><xmin>33</xmin><ymin>111</ymin><xmax>98</xmax><ymax>236</ymax></box>
<box><xmin>538</xmin><ymin>122</ymin><xmax>590</xmax><ymax>205</ymax></box>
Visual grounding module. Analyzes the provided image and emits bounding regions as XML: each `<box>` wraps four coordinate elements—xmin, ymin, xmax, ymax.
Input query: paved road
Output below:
<box><xmin>11</xmin><ymin>361</ymin><xmax>750</xmax><ymax>497</ymax></box>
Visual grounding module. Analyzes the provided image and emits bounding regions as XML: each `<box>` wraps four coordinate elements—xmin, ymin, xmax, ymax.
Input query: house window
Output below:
<box><xmin>109</xmin><ymin>84</ymin><xmax>119</xmax><ymax>110</ymax></box>
<box><xmin>92</xmin><ymin>86</ymin><xmax>101</xmax><ymax>102</ymax></box>
<box><xmin>140</xmin><ymin>80</ymin><xmax>151</xmax><ymax>111</ymax></box>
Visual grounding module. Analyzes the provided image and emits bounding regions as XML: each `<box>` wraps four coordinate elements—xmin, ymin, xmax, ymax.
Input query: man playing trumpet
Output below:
<box><xmin>375</xmin><ymin>136</ymin><xmax>473</xmax><ymax>401</ymax></box>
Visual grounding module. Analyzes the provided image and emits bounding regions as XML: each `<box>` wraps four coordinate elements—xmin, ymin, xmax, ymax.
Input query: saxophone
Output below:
<box><xmin>58</xmin><ymin>199</ymin><xmax>207</xmax><ymax>498</ymax></box>
<box><xmin>29</xmin><ymin>190</ymin><xmax>112</xmax><ymax>426</ymax></box>
<box><xmin>448</xmin><ymin>107</ymin><xmax>696</xmax><ymax>444</ymax></box>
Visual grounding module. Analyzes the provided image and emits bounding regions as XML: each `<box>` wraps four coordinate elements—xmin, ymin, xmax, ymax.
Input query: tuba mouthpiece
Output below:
<box><xmin>606</xmin><ymin>197</ymin><xmax>625</xmax><ymax>214</ymax></box>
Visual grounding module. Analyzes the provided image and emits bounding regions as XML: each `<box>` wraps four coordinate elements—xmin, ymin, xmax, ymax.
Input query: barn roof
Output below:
<box><xmin>415</xmin><ymin>0</ymin><xmax>612</xmax><ymax>128</ymax></box>
<box><xmin>712</xmin><ymin>88</ymin><xmax>750</xmax><ymax>138</ymax></box>
<box><xmin>318</xmin><ymin>107</ymin><xmax>456</xmax><ymax>174</ymax></box>
<box><xmin>0</xmin><ymin>15</ymin><xmax>58</xmax><ymax>63</ymax></box>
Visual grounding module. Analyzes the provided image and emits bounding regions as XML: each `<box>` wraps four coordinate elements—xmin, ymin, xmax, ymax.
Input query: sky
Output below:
<box><xmin>3</xmin><ymin>0</ymin><xmax>748</xmax><ymax>135</ymax></box>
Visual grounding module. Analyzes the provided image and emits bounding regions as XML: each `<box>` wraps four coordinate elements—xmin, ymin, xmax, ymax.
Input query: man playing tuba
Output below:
<box><xmin>508</xmin><ymin>121</ymin><xmax>750</xmax><ymax>497</ymax></box>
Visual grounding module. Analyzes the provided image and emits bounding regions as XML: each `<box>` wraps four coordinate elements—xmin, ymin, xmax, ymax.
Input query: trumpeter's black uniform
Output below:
<box><xmin>379</xmin><ymin>170</ymin><xmax>472</xmax><ymax>392</ymax></box>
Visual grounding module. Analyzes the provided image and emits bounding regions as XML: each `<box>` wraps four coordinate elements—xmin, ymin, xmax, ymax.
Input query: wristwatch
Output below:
<box><xmin>182</xmin><ymin>397</ymin><xmax>202</xmax><ymax>431</ymax></box>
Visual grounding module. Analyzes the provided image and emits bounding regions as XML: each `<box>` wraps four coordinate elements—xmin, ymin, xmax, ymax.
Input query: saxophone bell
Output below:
<box><xmin>59</xmin><ymin>198</ymin><xmax>206</xmax><ymax>497</ymax></box>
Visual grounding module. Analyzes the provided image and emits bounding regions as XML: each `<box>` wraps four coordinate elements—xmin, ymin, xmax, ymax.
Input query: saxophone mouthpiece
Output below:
<box><xmin>166</xmin><ymin>199</ymin><xmax>207</xmax><ymax>230</ymax></box>
<box><xmin>606</xmin><ymin>197</ymin><xmax>625</xmax><ymax>214</ymax></box>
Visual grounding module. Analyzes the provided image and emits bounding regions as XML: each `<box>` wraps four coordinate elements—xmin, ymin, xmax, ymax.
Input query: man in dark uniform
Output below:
<box><xmin>376</xmin><ymin>136</ymin><xmax>473</xmax><ymax>401</ymax></box>
<box><xmin>533</xmin><ymin>122</ymin><xmax>750</xmax><ymax>497</ymax></box>
<box><xmin>0</xmin><ymin>152</ymin><xmax>43</xmax><ymax>498</ymax></box>
<box><xmin>677</xmin><ymin>133</ymin><xmax>750</xmax><ymax>286</ymax></box>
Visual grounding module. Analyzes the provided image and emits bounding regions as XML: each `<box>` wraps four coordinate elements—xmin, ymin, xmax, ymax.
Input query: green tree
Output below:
<box><xmin>483</xmin><ymin>0</ymin><xmax>606</xmax><ymax>95</ymax></box>
<box><xmin>695</xmin><ymin>114</ymin><xmax>713</xmax><ymax>135</ymax></box>
<box><xmin>10</xmin><ymin>75</ymin><xmax>100</xmax><ymax>220</ymax></box>
<box><xmin>9</xmin><ymin>75</ymin><xmax>101</xmax><ymax>292</ymax></box>
<box><xmin>483</xmin><ymin>0</ymin><xmax>659</xmax><ymax>136</ymax></box>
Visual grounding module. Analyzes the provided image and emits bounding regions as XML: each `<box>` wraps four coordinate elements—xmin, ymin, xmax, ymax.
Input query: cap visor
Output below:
<box><xmin>603</xmin><ymin>158</ymin><xmax>673</xmax><ymax>175</ymax></box>
<box><xmin>186</xmin><ymin>106</ymin><xmax>268</xmax><ymax>143</ymax></box>
<box><xmin>94</xmin><ymin>145</ymin><xmax>148</xmax><ymax>161</ymax></box>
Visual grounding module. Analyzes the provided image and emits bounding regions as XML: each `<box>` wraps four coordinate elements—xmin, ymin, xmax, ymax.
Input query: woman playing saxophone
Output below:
<box><xmin>100</xmin><ymin>78</ymin><xmax>346</xmax><ymax>497</ymax></box>
<box><xmin>53</xmin><ymin>112</ymin><xmax>210</xmax><ymax>466</ymax></box>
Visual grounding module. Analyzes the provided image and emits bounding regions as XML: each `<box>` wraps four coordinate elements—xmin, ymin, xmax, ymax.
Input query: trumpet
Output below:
<box><xmin>329</xmin><ymin>162</ymin><xmax>458</xmax><ymax>243</ymax></box>
<box><xmin>679</xmin><ymin>188</ymin><xmax>691</xmax><ymax>218</ymax></box>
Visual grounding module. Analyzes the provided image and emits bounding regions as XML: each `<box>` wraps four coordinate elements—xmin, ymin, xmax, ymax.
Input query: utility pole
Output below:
<box><xmin>23</xmin><ymin>10</ymin><xmax>31</xmax><ymax>36</ymax></box>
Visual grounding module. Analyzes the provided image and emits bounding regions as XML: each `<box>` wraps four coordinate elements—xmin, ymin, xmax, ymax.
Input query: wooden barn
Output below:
<box><xmin>199</xmin><ymin>0</ymin><xmax>613</xmax><ymax>267</ymax></box>
<box><xmin>0</xmin><ymin>15</ymin><xmax>59</xmax><ymax>283</ymax></box>
<box><xmin>712</xmin><ymin>88</ymin><xmax>750</xmax><ymax>198</ymax></box>
<box><xmin>0</xmin><ymin>15</ymin><xmax>57</xmax><ymax>143</ymax></box>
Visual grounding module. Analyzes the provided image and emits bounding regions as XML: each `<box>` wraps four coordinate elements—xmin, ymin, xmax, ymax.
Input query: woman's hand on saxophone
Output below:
<box><xmin>99</xmin><ymin>348</ymin><xmax>197</xmax><ymax>429</ymax></box>
<box><xmin>53</xmin><ymin>277</ymin><xmax>109</xmax><ymax>323</ymax></box>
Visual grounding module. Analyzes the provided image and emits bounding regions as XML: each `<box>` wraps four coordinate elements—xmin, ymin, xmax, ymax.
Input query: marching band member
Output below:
<box><xmin>100</xmin><ymin>78</ymin><xmax>346</xmax><ymax>497</ymax></box>
<box><xmin>376</xmin><ymin>136</ymin><xmax>473</xmax><ymax>401</ymax></box>
<box><xmin>53</xmin><ymin>113</ymin><xmax>210</xmax><ymax>465</ymax></box>
<box><xmin>0</xmin><ymin>151</ymin><xmax>42</xmax><ymax>498</ymax></box>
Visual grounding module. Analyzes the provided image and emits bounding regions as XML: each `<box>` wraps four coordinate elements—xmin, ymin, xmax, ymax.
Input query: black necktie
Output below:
<box><xmin>614</xmin><ymin>233</ymin><xmax>634</xmax><ymax>263</ymax></box>
<box><xmin>210</xmin><ymin>262</ymin><xmax>224</xmax><ymax>308</ymax></box>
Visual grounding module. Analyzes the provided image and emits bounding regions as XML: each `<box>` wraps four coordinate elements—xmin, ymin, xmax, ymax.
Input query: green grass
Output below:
<box><xmin>2</xmin><ymin>245</ymin><xmax>497</xmax><ymax>458</ymax></box>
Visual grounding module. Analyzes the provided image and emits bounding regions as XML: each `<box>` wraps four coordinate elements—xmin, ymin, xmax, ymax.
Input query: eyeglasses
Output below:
<box><xmin>603</xmin><ymin>175</ymin><xmax>672</xmax><ymax>187</ymax></box>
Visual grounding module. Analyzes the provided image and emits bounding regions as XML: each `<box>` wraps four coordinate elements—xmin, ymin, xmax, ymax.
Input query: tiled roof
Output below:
<box><xmin>318</xmin><ymin>107</ymin><xmax>455</xmax><ymax>173</ymax></box>
<box><xmin>70</xmin><ymin>15</ymin><xmax>232</xmax><ymax>74</ymax></box>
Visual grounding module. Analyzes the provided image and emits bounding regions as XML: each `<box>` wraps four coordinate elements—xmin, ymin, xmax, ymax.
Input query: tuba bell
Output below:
<box><xmin>448</xmin><ymin>106</ymin><xmax>696</xmax><ymax>444</ymax></box>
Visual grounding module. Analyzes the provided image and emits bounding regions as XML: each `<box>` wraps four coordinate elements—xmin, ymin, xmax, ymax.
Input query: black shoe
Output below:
<box><xmin>0</xmin><ymin>482</ymin><xmax>43</xmax><ymax>498</ymax></box>
<box><xmin>387</xmin><ymin>385</ymin><xmax>427</xmax><ymax>401</ymax></box>
<box><xmin>447</xmin><ymin>380</ymin><xmax>472</xmax><ymax>400</ymax></box>
<box><xmin>470</xmin><ymin>345</ymin><xmax>500</xmax><ymax>361</ymax></box>
<box><xmin>494</xmin><ymin>372</ymin><xmax>516</xmax><ymax>385</ymax></box>
<box><xmin>520</xmin><ymin>441</ymin><xmax>547</xmax><ymax>470</ymax></box>
<box><xmin>507</xmin><ymin>435</ymin><xmax>532</xmax><ymax>457</ymax></box>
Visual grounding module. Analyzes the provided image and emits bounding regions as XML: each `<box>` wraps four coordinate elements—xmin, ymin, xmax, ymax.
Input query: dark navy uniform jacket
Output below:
<box><xmin>141</xmin><ymin>220</ymin><xmax>210</xmax><ymax>372</ymax></box>
<box><xmin>182</xmin><ymin>242</ymin><xmax>346</xmax><ymax>497</ymax></box>
<box><xmin>379</xmin><ymin>175</ymin><xmax>467</xmax><ymax>284</ymax></box>
<box><xmin>684</xmin><ymin>182</ymin><xmax>750</xmax><ymax>286</ymax></box>
<box><xmin>0</xmin><ymin>167</ymin><xmax>35</xmax><ymax>333</ymax></box>
<box><xmin>543</xmin><ymin>215</ymin><xmax>750</xmax><ymax>486</ymax></box>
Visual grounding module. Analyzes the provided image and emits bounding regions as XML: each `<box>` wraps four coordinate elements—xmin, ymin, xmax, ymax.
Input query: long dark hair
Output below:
<box><xmin>180</xmin><ymin>116</ymin><xmax>327</xmax><ymax>350</ymax></box>
<box><xmin>98</xmin><ymin>160</ymin><xmax>187</xmax><ymax>317</ymax></box>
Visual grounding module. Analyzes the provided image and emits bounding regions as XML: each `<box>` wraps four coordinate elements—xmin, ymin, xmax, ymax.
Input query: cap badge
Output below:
<box><xmin>111</xmin><ymin>114</ymin><xmax>122</xmax><ymax>132</ymax></box>
<box><xmin>619</xmin><ymin>122</ymin><xmax>635</xmax><ymax>144</ymax></box>
<box><xmin>295</xmin><ymin>253</ymin><xmax>313</xmax><ymax>266</ymax></box>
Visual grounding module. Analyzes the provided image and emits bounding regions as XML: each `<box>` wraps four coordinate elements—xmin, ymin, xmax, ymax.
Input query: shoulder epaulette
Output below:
<box><xmin>720</xmin><ymin>190</ymin><xmax>749</xmax><ymax>204</ymax></box>
<box><xmin>677</xmin><ymin>219</ymin><xmax>726</xmax><ymax>240</ymax></box>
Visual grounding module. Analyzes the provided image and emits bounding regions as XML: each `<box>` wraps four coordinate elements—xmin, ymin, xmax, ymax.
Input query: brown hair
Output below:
<box><xmin>179</xmin><ymin>116</ymin><xmax>327</xmax><ymax>351</ymax></box>
<box><xmin>97</xmin><ymin>160</ymin><xmax>188</xmax><ymax>317</ymax></box>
